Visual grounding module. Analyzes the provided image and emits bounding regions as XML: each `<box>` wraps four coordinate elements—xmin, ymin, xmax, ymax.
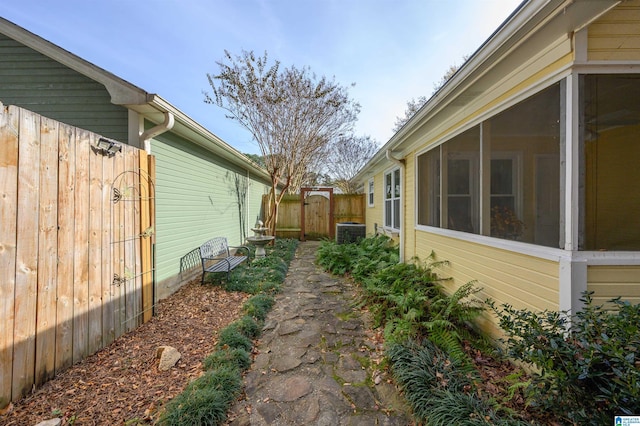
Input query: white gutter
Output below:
<box><xmin>140</xmin><ymin>111</ymin><xmax>175</xmax><ymax>153</ymax></box>
<box><xmin>386</xmin><ymin>150</ymin><xmax>405</xmax><ymax>262</ymax></box>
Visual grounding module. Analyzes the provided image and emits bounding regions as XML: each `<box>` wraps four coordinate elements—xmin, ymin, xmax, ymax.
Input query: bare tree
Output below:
<box><xmin>326</xmin><ymin>135</ymin><xmax>378</xmax><ymax>193</ymax></box>
<box><xmin>205</xmin><ymin>50</ymin><xmax>360</xmax><ymax>236</ymax></box>
<box><xmin>393</xmin><ymin>55</ymin><xmax>470</xmax><ymax>133</ymax></box>
<box><xmin>392</xmin><ymin>96</ymin><xmax>429</xmax><ymax>133</ymax></box>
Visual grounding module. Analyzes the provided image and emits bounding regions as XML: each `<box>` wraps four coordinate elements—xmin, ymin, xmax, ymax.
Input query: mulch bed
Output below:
<box><xmin>1</xmin><ymin>279</ymin><xmax>249</xmax><ymax>425</ymax></box>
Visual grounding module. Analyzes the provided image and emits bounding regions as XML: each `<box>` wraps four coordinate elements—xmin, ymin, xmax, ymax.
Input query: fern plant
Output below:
<box><xmin>421</xmin><ymin>281</ymin><xmax>486</xmax><ymax>367</ymax></box>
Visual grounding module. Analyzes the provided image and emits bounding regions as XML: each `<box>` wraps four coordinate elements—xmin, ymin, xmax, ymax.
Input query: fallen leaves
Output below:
<box><xmin>1</xmin><ymin>279</ymin><xmax>249</xmax><ymax>425</ymax></box>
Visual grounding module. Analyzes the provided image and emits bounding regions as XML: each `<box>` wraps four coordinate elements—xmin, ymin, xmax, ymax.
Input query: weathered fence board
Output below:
<box><xmin>55</xmin><ymin>123</ymin><xmax>75</xmax><ymax>374</ymax></box>
<box><xmin>13</xmin><ymin>107</ymin><xmax>40</xmax><ymax>400</ymax></box>
<box><xmin>73</xmin><ymin>128</ymin><xmax>90</xmax><ymax>364</ymax></box>
<box><xmin>0</xmin><ymin>101</ymin><xmax>19</xmax><ymax>408</ymax></box>
<box><xmin>113</xmin><ymin>152</ymin><xmax>126</xmax><ymax>340</ymax></box>
<box><xmin>102</xmin><ymin>147</ymin><xmax>115</xmax><ymax>348</ymax></box>
<box><xmin>140</xmin><ymin>151</ymin><xmax>153</xmax><ymax>323</ymax></box>
<box><xmin>35</xmin><ymin>116</ymin><xmax>59</xmax><ymax>386</ymax></box>
<box><xmin>334</xmin><ymin>194</ymin><xmax>365</xmax><ymax>223</ymax></box>
<box><xmin>0</xmin><ymin>103</ymin><xmax>155</xmax><ymax>408</ymax></box>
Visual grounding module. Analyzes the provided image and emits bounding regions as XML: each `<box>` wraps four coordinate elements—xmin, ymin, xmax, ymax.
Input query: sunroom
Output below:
<box><xmin>358</xmin><ymin>0</ymin><xmax>640</xmax><ymax>338</ymax></box>
<box><xmin>415</xmin><ymin>72</ymin><xmax>640</xmax><ymax>313</ymax></box>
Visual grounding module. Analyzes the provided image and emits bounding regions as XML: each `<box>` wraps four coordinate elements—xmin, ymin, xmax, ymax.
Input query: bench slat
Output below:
<box><xmin>204</xmin><ymin>256</ymin><xmax>247</xmax><ymax>273</ymax></box>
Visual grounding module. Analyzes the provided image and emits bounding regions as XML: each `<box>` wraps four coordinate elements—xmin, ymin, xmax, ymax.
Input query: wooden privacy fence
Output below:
<box><xmin>263</xmin><ymin>192</ymin><xmax>365</xmax><ymax>240</ymax></box>
<box><xmin>0</xmin><ymin>103</ymin><xmax>155</xmax><ymax>407</ymax></box>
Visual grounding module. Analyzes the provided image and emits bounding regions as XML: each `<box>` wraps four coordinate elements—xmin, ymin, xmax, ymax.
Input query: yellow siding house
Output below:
<box><xmin>356</xmin><ymin>0</ymin><xmax>640</xmax><ymax>338</ymax></box>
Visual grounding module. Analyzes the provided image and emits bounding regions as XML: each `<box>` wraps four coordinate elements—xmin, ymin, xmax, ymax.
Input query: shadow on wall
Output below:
<box><xmin>179</xmin><ymin>248</ymin><xmax>201</xmax><ymax>281</ymax></box>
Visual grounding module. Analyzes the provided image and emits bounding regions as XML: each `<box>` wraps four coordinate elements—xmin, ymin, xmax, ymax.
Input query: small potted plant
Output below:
<box><xmin>490</xmin><ymin>205</ymin><xmax>525</xmax><ymax>240</ymax></box>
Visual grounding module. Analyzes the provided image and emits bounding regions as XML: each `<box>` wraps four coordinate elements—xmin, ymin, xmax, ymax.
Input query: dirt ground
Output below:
<box><xmin>1</xmin><ymin>279</ymin><xmax>249</xmax><ymax>426</ymax></box>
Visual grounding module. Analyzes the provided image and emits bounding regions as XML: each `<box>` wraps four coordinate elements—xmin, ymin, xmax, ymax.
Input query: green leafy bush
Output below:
<box><xmin>315</xmin><ymin>235</ymin><xmax>398</xmax><ymax>277</ymax></box>
<box><xmin>216</xmin><ymin>325</ymin><xmax>253</xmax><ymax>352</ymax></box>
<box><xmin>224</xmin><ymin>238</ymin><xmax>298</xmax><ymax>294</ymax></box>
<box><xmin>360</xmin><ymin>258</ymin><xmax>485</xmax><ymax>366</ymax></box>
<box><xmin>233</xmin><ymin>314</ymin><xmax>262</xmax><ymax>339</ymax></box>
<box><xmin>387</xmin><ymin>340</ymin><xmax>526</xmax><ymax>425</ymax></box>
<box><xmin>351</xmin><ymin>236</ymin><xmax>399</xmax><ymax>281</ymax></box>
<box><xmin>203</xmin><ymin>347</ymin><xmax>251</xmax><ymax>372</ymax></box>
<box><xmin>243</xmin><ymin>293</ymin><xmax>275</xmax><ymax>321</ymax></box>
<box><xmin>158</xmin><ymin>366</ymin><xmax>242</xmax><ymax>425</ymax></box>
<box><xmin>361</xmin><ymin>261</ymin><xmax>441</xmax><ymax>329</ymax></box>
<box><xmin>315</xmin><ymin>239</ymin><xmax>361</xmax><ymax>275</ymax></box>
<box><xmin>493</xmin><ymin>292</ymin><xmax>640</xmax><ymax>424</ymax></box>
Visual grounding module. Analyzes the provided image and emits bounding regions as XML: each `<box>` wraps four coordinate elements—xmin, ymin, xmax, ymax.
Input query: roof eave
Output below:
<box><xmin>355</xmin><ymin>0</ymin><xmax>621</xmax><ymax>182</ymax></box>
<box><xmin>0</xmin><ymin>17</ymin><xmax>273</xmax><ymax>183</ymax></box>
<box><xmin>132</xmin><ymin>95</ymin><xmax>273</xmax><ymax>183</ymax></box>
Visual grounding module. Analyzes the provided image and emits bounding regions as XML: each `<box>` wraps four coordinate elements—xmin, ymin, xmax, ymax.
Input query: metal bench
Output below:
<box><xmin>199</xmin><ymin>237</ymin><xmax>249</xmax><ymax>283</ymax></box>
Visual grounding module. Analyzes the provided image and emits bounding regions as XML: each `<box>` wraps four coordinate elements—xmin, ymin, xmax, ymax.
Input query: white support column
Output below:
<box><xmin>559</xmin><ymin>256</ymin><xmax>588</xmax><ymax>314</ymax></box>
<box><xmin>564</xmin><ymin>73</ymin><xmax>580</xmax><ymax>251</ymax></box>
<box><xmin>559</xmin><ymin>72</ymin><xmax>587</xmax><ymax>316</ymax></box>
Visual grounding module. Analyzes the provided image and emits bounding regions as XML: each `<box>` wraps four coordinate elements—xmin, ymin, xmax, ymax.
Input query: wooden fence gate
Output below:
<box><xmin>301</xmin><ymin>187</ymin><xmax>334</xmax><ymax>241</ymax></box>
<box><xmin>263</xmin><ymin>192</ymin><xmax>365</xmax><ymax>240</ymax></box>
<box><xmin>0</xmin><ymin>103</ymin><xmax>155</xmax><ymax>408</ymax></box>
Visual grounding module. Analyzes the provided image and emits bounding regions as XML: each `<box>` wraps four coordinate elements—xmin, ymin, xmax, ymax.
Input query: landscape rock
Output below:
<box><xmin>156</xmin><ymin>346</ymin><xmax>181</xmax><ymax>371</ymax></box>
<box><xmin>34</xmin><ymin>419</ymin><xmax>62</xmax><ymax>426</ymax></box>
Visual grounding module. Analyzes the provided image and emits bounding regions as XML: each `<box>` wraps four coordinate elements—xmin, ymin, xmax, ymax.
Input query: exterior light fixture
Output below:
<box><xmin>96</xmin><ymin>137</ymin><xmax>122</xmax><ymax>156</ymax></box>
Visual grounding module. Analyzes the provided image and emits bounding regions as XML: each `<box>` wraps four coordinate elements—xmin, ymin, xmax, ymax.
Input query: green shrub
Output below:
<box><xmin>420</xmin><ymin>281</ymin><xmax>486</xmax><ymax>367</ymax></box>
<box><xmin>351</xmin><ymin>236</ymin><xmax>399</xmax><ymax>281</ymax></box>
<box><xmin>234</xmin><ymin>314</ymin><xmax>262</xmax><ymax>339</ymax></box>
<box><xmin>361</xmin><ymin>261</ymin><xmax>441</xmax><ymax>330</ymax></box>
<box><xmin>315</xmin><ymin>235</ymin><xmax>398</xmax><ymax>277</ymax></box>
<box><xmin>360</xmin><ymin>258</ymin><xmax>485</xmax><ymax>366</ymax></box>
<box><xmin>203</xmin><ymin>347</ymin><xmax>251</xmax><ymax>372</ymax></box>
<box><xmin>223</xmin><ymin>238</ymin><xmax>297</xmax><ymax>294</ymax></box>
<box><xmin>315</xmin><ymin>239</ymin><xmax>361</xmax><ymax>275</ymax></box>
<box><xmin>387</xmin><ymin>340</ymin><xmax>527</xmax><ymax>425</ymax></box>
<box><xmin>243</xmin><ymin>293</ymin><xmax>275</xmax><ymax>321</ymax></box>
<box><xmin>493</xmin><ymin>292</ymin><xmax>640</xmax><ymax>425</ymax></box>
<box><xmin>159</xmin><ymin>366</ymin><xmax>242</xmax><ymax>425</ymax></box>
<box><xmin>216</xmin><ymin>325</ymin><xmax>252</xmax><ymax>352</ymax></box>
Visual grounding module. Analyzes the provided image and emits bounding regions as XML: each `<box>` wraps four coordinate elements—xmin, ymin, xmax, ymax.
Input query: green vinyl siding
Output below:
<box><xmin>152</xmin><ymin>130</ymin><xmax>270</xmax><ymax>283</ymax></box>
<box><xmin>248</xmin><ymin>172</ymin><xmax>269</xmax><ymax>227</ymax></box>
<box><xmin>0</xmin><ymin>34</ymin><xmax>128</xmax><ymax>142</ymax></box>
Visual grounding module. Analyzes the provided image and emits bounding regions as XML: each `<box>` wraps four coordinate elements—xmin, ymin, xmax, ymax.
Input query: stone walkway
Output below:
<box><xmin>227</xmin><ymin>241</ymin><xmax>413</xmax><ymax>426</ymax></box>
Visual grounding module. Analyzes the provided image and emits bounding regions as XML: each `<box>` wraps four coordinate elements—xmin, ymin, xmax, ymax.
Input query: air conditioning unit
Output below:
<box><xmin>336</xmin><ymin>222</ymin><xmax>366</xmax><ymax>244</ymax></box>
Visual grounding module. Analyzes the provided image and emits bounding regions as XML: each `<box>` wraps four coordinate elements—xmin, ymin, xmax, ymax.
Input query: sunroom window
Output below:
<box><xmin>417</xmin><ymin>82</ymin><xmax>562</xmax><ymax>247</ymax></box>
<box><xmin>581</xmin><ymin>74</ymin><xmax>640</xmax><ymax>250</ymax></box>
<box><xmin>446</xmin><ymin>128</ymin><xmax>480</xmax><ymax>233</ymax></box>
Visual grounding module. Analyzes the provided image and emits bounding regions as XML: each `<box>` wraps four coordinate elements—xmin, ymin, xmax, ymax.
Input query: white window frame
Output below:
<box><xmin>490</xmin><ymin>151</ymin><xmax>522</xmax><ymax>218</ymax></box>
<box><xmin>384</xmin><ymin>167</ymin><xmax>401</xmax><ymax>231</ymax></box>
<box><xmin>367</xmin><ymin>178</ymin><xmax>375</xmax><ymax>207</ymax></box>
<box><xmin>446</xmin><ymin>151</ymin><xmax>479</xmax><ymax>232</ymax></box>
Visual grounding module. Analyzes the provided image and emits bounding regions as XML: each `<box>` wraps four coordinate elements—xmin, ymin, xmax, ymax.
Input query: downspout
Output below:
<box><xmin>140</xmin><ymin>111</ymin><xmax>175</xmax><ymax>153</ymax></box>
<box><xmin>386</xmin><ymin>149</ymin><xmax>405</xmax><ymax>263</ymax></box>
<box><xmin>138</xmin><ymin>111</ymin><xmax>174</xmax><ymax>317</ymax></box>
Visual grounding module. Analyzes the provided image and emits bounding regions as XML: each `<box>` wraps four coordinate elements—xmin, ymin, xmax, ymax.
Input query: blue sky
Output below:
<box><xmin>1</xmin><ymin>0</ymin><xmax>522</xmax><ymax>155</ymax></box>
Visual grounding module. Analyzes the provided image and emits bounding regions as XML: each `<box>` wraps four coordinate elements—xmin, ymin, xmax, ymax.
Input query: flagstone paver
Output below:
<box><xmin>227</xmin><ymin>241</ymin><xmax>413</xmax><ymax>426</ymax></box>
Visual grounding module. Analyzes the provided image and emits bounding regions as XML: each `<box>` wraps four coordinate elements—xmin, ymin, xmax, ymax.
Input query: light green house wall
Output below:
<box><xmin>152</xmin><ymin>130</ymin><xmax>271</xmax><ymax>297</ymax></box>
<box><xmin>0</xmin><ymin>34</ymin><xmax>129</xmax><ymax>142</ymax></box>
<box><xmin>248</xmin><ymin>171</ymin><xmax>268</xmax><ymax>228</ymax></box>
